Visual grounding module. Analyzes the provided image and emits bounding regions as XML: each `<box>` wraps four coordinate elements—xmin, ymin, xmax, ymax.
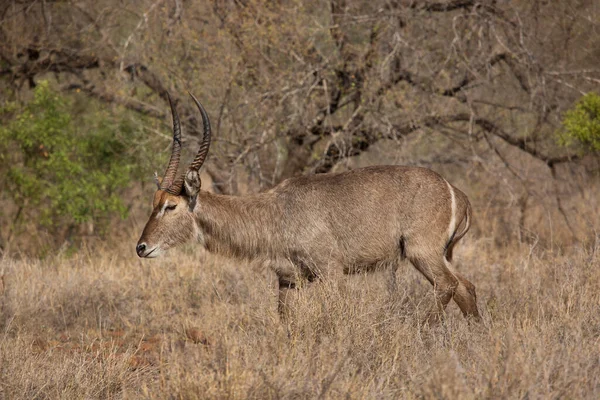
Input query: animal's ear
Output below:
<box><xmin>184</xmin><ymin>169</ymin><xmax>201</xmax><ymax>211</ymax></box>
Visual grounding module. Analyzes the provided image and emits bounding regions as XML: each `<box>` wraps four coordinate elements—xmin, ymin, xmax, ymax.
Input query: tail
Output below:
<box><xmin>445</xmin><ymin>199</ymin><xmax>472</xmax><ymax>262</ymax></box>
<box><xmin>452</xmin><ymin>200</ymin><xmax>472</xmax><ymax>244</ymax></box>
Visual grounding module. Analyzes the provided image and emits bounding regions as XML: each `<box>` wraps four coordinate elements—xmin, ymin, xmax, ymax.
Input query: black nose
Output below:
<box><xmin>136</xmin><ymin>243</ymin><xmax>146</xmax><ymax>257</ymax></box>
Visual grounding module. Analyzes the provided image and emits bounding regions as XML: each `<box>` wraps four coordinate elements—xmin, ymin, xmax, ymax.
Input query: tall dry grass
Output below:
<box><xmin>1</xmin><ymin>229</ymin><xmax>599</xmax><ymax>399</ymax></box>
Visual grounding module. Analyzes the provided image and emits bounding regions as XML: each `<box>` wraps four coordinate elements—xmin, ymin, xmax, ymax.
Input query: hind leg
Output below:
<box><xmin>445</xmin><ymin>242</ymin><xmax>480</xmax><ymax>321</ymax></box>
<box><xmin>408</xmin><ymin>250</ymin><xmax>459</xmax><ymax>324</ymax></box>
<box><xmin>449</xmin><ymin>269</ymin><xmax>480</xmax><ymax>321</ymax></box>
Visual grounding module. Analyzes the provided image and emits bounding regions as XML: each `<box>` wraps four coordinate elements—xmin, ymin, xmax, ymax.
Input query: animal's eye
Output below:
<box><xmin>166</xmin><ymin>204</ymin><xmax>177</xmax><ymax>211</ymax></box>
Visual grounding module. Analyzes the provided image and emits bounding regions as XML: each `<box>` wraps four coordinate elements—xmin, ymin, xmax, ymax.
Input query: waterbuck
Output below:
<box><xmin>136</xmin><ymin>93</ymin><xmax>481</xmax><ymax>323</ymax></box>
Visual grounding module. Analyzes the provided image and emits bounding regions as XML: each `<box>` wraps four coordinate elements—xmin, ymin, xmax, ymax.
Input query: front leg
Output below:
<box><xmin>277</xmin><ymin>278</ymin><xmax>295</xmax><ymax>319</ymax></box>
<box><xmin>273</xmin><ymin>256</ymin><xmax>337</xmax><ymax>320</ymax></box>
<box><xmin>267</xmin><ymin>258</ymin><xmax>299</xmax><ymax>321</ymax></box>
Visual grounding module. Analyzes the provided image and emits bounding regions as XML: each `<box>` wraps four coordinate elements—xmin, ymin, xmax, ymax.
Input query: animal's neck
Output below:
<box><xmin>194</xmin><ymin>191</ymin><xmax>282</xmax><ymax>259</ymax></box>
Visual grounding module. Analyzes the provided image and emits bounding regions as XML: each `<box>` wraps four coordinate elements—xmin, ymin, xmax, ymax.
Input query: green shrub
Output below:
<box><xmin>560</xmin><ymin>92</ymin><xmax>600</xmax><ymax>153</ymax></box>
<box><xmin>0</xmin><ymin>81</ymin><xmax>156</xmax><ymax>244</ymax></box>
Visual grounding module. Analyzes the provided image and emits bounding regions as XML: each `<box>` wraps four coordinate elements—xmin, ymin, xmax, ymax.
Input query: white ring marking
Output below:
<box><xmin>445</xmin><ymin>180</ymin><xmax>457</xmax><ymax>240</ymax></box>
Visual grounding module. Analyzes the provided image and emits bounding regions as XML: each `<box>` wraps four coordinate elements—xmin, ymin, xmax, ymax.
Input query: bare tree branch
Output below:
<box><xmin>62</xmin><ymin>83</ymin><xmax>165</xmax><ymax>118</ymax></box>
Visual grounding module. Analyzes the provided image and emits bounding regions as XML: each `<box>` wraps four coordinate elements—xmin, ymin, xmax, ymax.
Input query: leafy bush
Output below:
<box><xmin>560</xmin><ymin>92</ymin><xmax>600</xmax><ymax>153</ymax></box>
<box><xmin>0</xmin><ymin>81</ymin><xmax>155</xmax><ymax>244</ymax></box>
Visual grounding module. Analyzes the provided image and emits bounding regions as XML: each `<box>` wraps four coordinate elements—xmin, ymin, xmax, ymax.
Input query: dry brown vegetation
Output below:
<box><xmin>1</xmin><ymin>0</ymin><xmax>600</xmax><ymax>398</ymax></box>
<box><xmin>1</xmin><ymin>224</ymin><xmax>600</xmax><ymax>398</ymax></box>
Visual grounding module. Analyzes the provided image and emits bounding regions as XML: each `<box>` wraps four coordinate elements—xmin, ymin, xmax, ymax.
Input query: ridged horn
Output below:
<box><xmin>161</xmin><ymin>92</ymin><xmax>182</xmax><ymax>192</ymax></box>
<box><xmin>188</xmin><ymin>92</ymin><xmax>211</xmax><ymax>171</ymax></box>
<box><xmin>167</xmin><ymin>92</ymin><xmax>212</xmax><ymax>195</ymax></box>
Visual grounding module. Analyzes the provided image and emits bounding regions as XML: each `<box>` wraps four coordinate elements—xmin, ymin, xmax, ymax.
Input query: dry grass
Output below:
<box><xmin>1</xmin><ymin>231</ymin><xmax>599</xmax><ymax>399</ymax></box>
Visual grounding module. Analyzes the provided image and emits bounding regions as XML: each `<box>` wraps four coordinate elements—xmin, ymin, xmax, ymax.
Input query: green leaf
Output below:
<box><xmin>0</xmin><ymin>80</ymin><xmax>163</xmax><ymax>244</ymax></box>
<box><xmin>559</xmin><ymin>92</ymin><xmax>600</xmax><ymax>153</ymax></box>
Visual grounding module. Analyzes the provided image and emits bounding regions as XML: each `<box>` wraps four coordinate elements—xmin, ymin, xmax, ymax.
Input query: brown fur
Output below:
<box><xmin>138</xmin><ymin>165</ymin><xmax>480</xmax><ymax>323</ymax></box>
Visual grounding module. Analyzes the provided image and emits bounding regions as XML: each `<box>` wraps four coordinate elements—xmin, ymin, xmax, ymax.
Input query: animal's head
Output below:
<box><xmin>136</xmin><ymin>93</ymin><xmax>211</xmax><ymax>258</ymax></box>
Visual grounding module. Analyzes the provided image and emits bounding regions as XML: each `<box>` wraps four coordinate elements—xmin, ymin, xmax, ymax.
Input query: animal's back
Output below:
<box><xmin>271</xmin><ymin>165</ymin><xmax>460</xmax><ymax>267</ymax></box>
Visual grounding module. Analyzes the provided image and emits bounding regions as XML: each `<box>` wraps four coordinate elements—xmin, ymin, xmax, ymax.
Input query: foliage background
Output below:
<box><xmin>1</xmin><ymin>0</ymin><xmax>599</xmax><ymax>252</ymax></box>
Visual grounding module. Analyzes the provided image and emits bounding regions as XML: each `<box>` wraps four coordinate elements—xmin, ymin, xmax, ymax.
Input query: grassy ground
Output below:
<box><xmin>0</xmin><ymin>232</ymin><xmax>599</xmax><ymax>399</ymax></box>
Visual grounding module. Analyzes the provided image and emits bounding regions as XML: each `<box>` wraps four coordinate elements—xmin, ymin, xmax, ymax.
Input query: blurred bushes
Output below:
<box><xmin>0</xmin><ymin>81</ymin><xmax>159</xmax><ymax>247</ymax></box>
<box><xmin>560</xmin><ymin>92</ymin><xmax>600</xmax><ymax>153</ymax></box>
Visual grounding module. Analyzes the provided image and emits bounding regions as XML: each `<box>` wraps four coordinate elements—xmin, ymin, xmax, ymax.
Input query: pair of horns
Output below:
<box><xmin>160</xmin><ymin>92</ymin><xmax>211</xmax><ymax>195</ymax></box>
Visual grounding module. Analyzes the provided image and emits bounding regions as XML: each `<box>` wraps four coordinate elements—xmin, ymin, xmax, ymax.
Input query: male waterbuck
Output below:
<box><xmin>137</xmin><ymin>93</ymin><xmax>481</xmax><ymax>323</ymax></box>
